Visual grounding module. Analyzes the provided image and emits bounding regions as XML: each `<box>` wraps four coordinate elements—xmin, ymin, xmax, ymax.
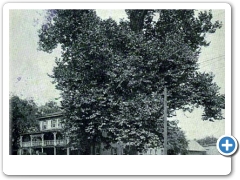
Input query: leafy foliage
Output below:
<box><xmin>126</xmin><ymin>9</ymin><xmax>222</xmax><ymax>52</ymax></box>
<box><xmin>197</xmin><ymin>136</ymin><xmax>218</xmax><ymax>146</ymax></box>
<box><xmin>167</xmin><ymin>120</ymin><xmax>189</xmax><ymax>155</ymax></box>
<box><xmin>9</xmin><ymin>95</ymin><xmax>38</xmax><ymax>154</ymax></box>
<box><xmin>38</xmin><ymin>101</ymin><xmax>61</xmax><ymax>116</ymax></box>
<box><xmin>38</xmin><ymin>9</ymin><xmax>224</xmax><ymax>154</ymax></box>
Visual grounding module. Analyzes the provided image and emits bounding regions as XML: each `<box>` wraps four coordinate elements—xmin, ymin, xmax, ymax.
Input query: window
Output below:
<box><xmin>57</xmin><ymin>119</ymin><xmax>62</xmax><ymax>128</ymax></box>
<box><xmin>42</xmin><ymin>121</ymin><xmax>47</xmax><ymax>130</ymax></box>
<box><xmin>51</xmin><ymin>119</ymin><xmax>57</xmax><ymax>128</ymax></box>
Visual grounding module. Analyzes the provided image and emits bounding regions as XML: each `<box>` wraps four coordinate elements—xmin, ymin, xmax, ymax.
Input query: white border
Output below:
<box><xmin>3</xmin><ymin>2</ymin><xmax>232</xmax><ymax>10</ymax></box>
<box><xmin>3</xmin><ymin>3</ymin><xmax>231</xmax><ymax>175</ymax></box>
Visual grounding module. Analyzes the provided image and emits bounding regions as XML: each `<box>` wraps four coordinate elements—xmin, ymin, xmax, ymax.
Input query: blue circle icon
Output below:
<box><xmin>217</xmin><ymin>135</ymin><xmax>238</xmax><ymax>156</ymax></box>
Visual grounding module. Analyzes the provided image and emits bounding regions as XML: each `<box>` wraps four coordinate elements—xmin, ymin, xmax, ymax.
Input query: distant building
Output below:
<box><xmin>203</xmin><ymin>143</ymin><xmax>220</xmax><ymax>155</ymax></box>
<box><xmin>187</xmin><ymin>140</ymin><xmax>207</xmax><ymax>155</ymax></box>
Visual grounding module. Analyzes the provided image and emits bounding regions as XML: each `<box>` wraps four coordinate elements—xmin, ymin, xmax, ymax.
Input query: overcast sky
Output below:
<box><xmin>9</xmin><ymin>9</ymin><xmax>225</xmax><ymax>140</ymax></box>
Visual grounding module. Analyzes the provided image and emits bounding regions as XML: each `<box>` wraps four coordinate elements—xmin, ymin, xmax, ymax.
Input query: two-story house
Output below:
<box><xmin>19</xmin><ymin>112</ymin><xmax>70</xmax><ymax>155</ymax></box>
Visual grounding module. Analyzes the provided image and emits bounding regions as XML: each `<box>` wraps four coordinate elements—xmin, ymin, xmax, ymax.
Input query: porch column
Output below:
<box><xmin>20</xmin><ymin>136</ymin><xmax>23</xmax><ymax>148</ymax></box>
<box><xmin>41</xmin><ymin>134</ymin><xmax>44</xmax><ymax>154</ymax></box>
<box><xmin>67</xmin><ymin>137</ymin><xmax>70</xmax><ymax>155</ymax></box>
<box><xmin>56</xmin><ymin>118</ymin><xmax>59</xmax><ymax>128</ymax></box>
<box><xmin>41</xmin><ymin>134</ymin><xmax>44</xmax><ymax>146</ymax></box>
<box><xmin>53</xmin><ymin>132</ymin><xmax>57</xmax><ymax>155</ymax></box>
<box><xmin>29</xmin><ymin>135</ymin><xmax>33</xmax><ymax>155</ymax></box>
<box><xmin>53</xmin><ymin>132</ymin><xmax>57</xmax><ymax>146</ymax></box>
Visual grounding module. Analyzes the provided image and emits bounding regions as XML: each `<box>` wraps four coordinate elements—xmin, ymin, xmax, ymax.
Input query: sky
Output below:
<box><xmin>9</xmin><ymin>9</ymin><xmax>225</xmax><ymax>140</ymax></box>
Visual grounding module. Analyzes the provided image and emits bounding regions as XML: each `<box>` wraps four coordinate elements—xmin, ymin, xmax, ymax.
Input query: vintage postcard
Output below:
<box><xmin>3</xmin><ymin>2</ymin><xmax>232</xmax><ymax>175</ymax></box>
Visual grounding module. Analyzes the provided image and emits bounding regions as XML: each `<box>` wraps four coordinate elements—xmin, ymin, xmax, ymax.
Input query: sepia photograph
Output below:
<box><xmin>9</xmin><ymin>8</ymin><xmax>225</xmax><ymax>156</ymax></box>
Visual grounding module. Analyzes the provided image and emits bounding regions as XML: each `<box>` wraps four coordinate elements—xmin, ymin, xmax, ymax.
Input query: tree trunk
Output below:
<box><xmin>127</xmin><ymin>10</ymin><xmax>149</xmax><ymax>32</ymax></box>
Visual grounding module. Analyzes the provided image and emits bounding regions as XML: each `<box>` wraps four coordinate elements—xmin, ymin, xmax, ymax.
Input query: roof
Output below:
<box><xmin>202</xmin><ymin>143</ymin><xmax>217</xmax><ymax>147</ymax></box>
<box><xmin>187</xmin><ymin>140</ymin><xmax>206</xmax><ymax>152</ymax></box>
<box><xmin>37</xmin><ymin>111</ymin><xmax>63</xmax><ymax>121</ymax></box>
<box><xmin>21</xmin><ymin>128</ymin><xmax>62</xmax><ymax>135</ymax></box>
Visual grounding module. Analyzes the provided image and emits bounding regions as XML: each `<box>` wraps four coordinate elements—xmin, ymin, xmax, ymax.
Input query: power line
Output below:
<box><xmin>198</xmin><ymin>55</ymin><xmax>225</xmax><ymax>69</ymax></box>
<box><xmin>199</xmin><ymin>55</ymin><xmax>225</xmax><ymax>64</ymax></box>
<box><xmin>200</xmin><ymin>58</ymin><xmax>225</xmax><ymax>68</ymax></box>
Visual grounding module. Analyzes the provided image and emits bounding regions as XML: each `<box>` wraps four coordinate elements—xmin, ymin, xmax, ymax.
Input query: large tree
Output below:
<box><xmin>38</xmin><ymin>9</ymin><xmax>224</xmax><ymax>154</ymax></box>
<box><xmin>9</xmin><ymin>95</ymin><xmax>38</xmax><ymax>155</ymax></box>
<box><xmin>39</xmin><ymin>10</ymin><xmax>116</xmax><ymax>154</ymax></box>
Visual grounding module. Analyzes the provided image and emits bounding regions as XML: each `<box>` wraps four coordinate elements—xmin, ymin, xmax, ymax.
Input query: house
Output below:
<box><xmin>187</xmin><ymin>140</ymin><xmax>207</xmax><ymax>155</ymax></box>
<box><xmin>18</xmin><ymin>112</ymin><xmax>69</xmax><ymax>155</ymax></box>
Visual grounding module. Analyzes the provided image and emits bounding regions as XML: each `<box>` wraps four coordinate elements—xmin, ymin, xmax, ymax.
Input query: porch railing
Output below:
<box><xmin>22</xmin><ymin>140</ymin><xmax>66</xmax><ymax>147</ymax></box>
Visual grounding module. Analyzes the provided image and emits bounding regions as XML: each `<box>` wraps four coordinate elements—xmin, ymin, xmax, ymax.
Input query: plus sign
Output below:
<box><xmin>222</xmin><ymin>139</ymin><xmax>233</xmax><ymax>151</ymax></box>
<box><xmin>217</xmin><ymin>135</ymin><xmax>238</xmax><ymax>156</ymax></box>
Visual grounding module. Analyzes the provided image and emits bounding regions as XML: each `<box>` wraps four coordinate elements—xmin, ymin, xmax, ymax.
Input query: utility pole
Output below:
<box><xmin>163</xmin><ymin>87</ymin><xmax>168</xmax><ymax>155</ymax></box>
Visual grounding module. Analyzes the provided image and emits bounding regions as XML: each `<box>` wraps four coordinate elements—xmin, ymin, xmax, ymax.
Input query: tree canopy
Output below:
<box><xmin>38</xmin><ymin>100</ymin><xmax>61</xmax><ymax>116</ymax></box>
<box><xmin>38</xmin><ymin>9</ymin><xmax>224</xmax><ymax>154</ymax></box>
<box><xmin>197</xmin><ymin>136</ymin><xmax>218</xmax><ymax>146</ymax></box>
<box><xmin>9</xmin><ymin>95</ymin><xmax>38</xmax><ymax>154</ymax></box>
